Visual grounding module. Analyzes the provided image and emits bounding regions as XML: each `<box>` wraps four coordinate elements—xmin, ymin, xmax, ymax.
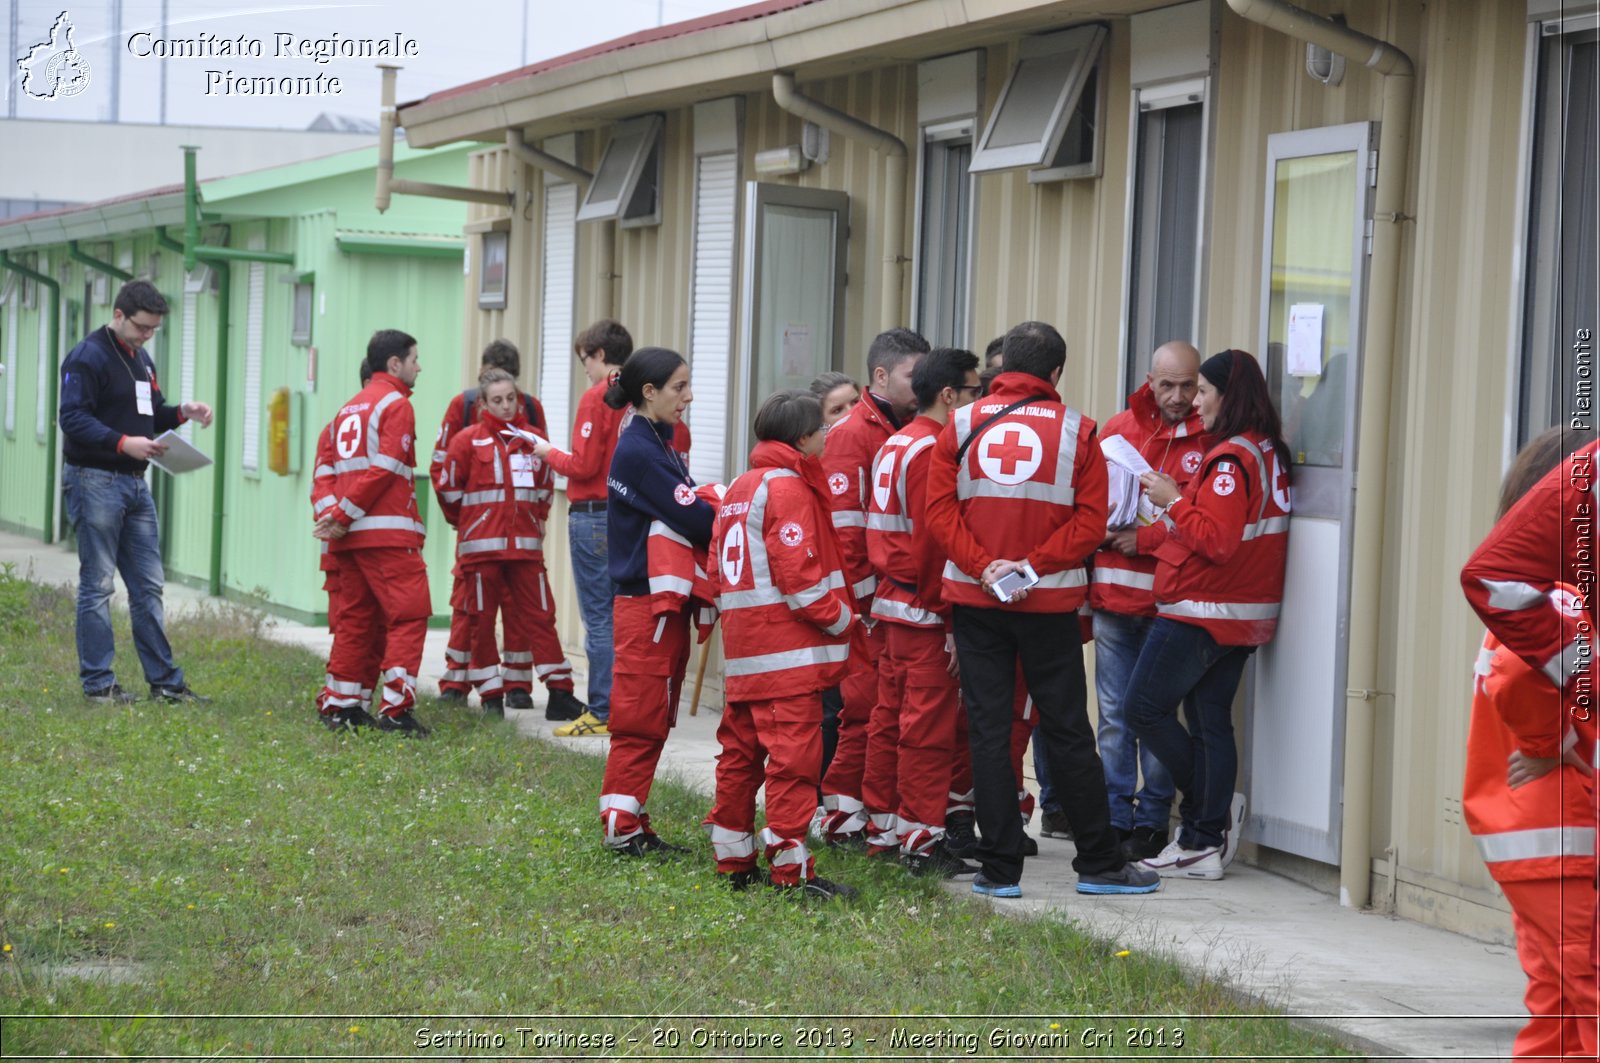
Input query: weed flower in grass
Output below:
<box><xmin>1115</xmin><ymin>949</ymin><xmax>1132</xmax><ymax>958</ymax></box>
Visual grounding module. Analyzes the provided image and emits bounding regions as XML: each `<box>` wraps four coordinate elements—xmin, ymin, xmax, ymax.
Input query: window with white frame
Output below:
<box><xmin>477</xmin><ymin>231</ymin><xmax>508</xmax><ymax>310</ymax></box>
<box><xmin>916</xmin><ymin>125</ymin><xmax>974</xmax><ymax>346</ymax></box>
<box><xmin>1520</xmin><ymin>18</ymin><xmax>1598</xmax><ymax>444</ymax></box>
<box><xmin>577</xmin><ymin>115</ymin><xmax>664</xmax><ymax>229</ymax></box>
<box><xmin>687</xmin><ymin>97</ymin><xmax>741</xmax><ymax>485</ymax></box>
<box><xmin>1125</xmin><ymin>79</ymin><xmax>1206</xmax><ymax>396</ymax></box>
<box><xmin>970</xmin><ymin>25</ymin><xmax>1108</xmax><ymax>177</ymax></box>
<box><xmin>290</xmin><ymin>279</ymin><xmax>314</xmax><ymax>346</ymax></box>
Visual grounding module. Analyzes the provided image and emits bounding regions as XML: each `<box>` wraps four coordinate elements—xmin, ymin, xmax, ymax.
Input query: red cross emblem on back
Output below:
<box><xmin>987</xmin><ymin>430</ymin><xmax>1035</xmax><ymax>476</ymax></box>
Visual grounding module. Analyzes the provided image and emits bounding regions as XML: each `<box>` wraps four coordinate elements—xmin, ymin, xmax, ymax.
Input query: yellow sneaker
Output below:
<box><xmin>553</xmin><ymin>711</ymin><xmax>608</xmax><ymax>737</ymax></box>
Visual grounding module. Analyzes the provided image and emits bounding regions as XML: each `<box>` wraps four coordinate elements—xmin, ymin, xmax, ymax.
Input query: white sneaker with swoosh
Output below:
<box><xmin>1136</xmin><ymin>839</ymin><xmax>1223</xmax><ymax>880</ymax></box>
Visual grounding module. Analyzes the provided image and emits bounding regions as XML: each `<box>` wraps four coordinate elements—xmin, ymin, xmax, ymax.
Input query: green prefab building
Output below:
<box><xmin>0</xmin><ymin>142</ymin><xmax>476</xmax><ymax>623</ymax></box>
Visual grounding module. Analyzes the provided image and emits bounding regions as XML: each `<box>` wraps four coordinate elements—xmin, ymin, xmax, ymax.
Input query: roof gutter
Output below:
<box><xmin>0</xmin><ymin>252</ymin><xmax>61</xmax><ymax>543</ymax></box>
<box><xmin>1224</xmin><ymin>0</ymin><xmax>1414</xmax><ymax>913</ymax></box>
<box><xmin>772</xmin><ymin>71</ymin><xmax>907</xmax><ymax>330</ymax></box>
<box><xmin>378</xmin><ymin>65</ymin><xmax>513</xmax><ymax>212</ymax></box>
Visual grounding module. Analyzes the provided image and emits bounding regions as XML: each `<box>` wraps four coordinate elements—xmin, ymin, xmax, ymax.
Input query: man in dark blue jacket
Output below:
<box><xmin>58</xmin><ymin>280</ymin><xmax>213</xmax><ymax>704</ymax></box>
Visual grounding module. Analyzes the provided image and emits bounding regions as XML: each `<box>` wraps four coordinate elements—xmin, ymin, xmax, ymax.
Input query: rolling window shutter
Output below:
<box><xmin>242</xmin><ymin>259</ymin><xmax>264</xmax><ymax>472</ymax></box>
<box><xmin>688</xmin><ymin>151</ymin><xmax>737</xmax><ymax>486</ymax></box>
<box><xmin>538</xmin><ymin>182</ymin><xmax>578</xmax><ymax>454</ymax></box>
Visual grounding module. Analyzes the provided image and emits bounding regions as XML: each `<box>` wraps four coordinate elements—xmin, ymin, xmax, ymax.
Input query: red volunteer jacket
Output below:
<box><xmin>823</xmin><ymin>392</ymin><xmax>902</xmax><ymax>608</ymax></box>
<box><xmin>437</xmin><ymin>411</ymin><xmax>552</xmax><ymax>565</ymax></box>
<box><xmin>546</xmin><ymin>380</ymin><xmax>692</xmax><ymax>503</ymax></box>
<box><xmin>1153</xmin><ymin>431</ymin><xmax>1291</xmax><ymax>645</ymax></box>
<box><xmin>326</xmin><ymin>372</ymin><xmax>426</xmax><ymax>552</ymax></box>
<box><xmin>1461</xmin><ymin>440</ymin><xmax>1598</xmax><ymax>705</ymax></box>
<box><xmin>429</xmin><ymin>387</ymin><xmax>547</xmax><ymax>509</ymax></box>
<box><xmin>649</xmin><ymin>483</ymin><xmax>725</xmax><ymax>641</ymax></box>
<box><xmin>925</xmin><ymin>373</ymin><xmax>1109</xmax><ymax>614</ymax></box>
<box><xmin>713</xmin><ymin>441</ymin><xmax>856</xmax><ymax>700</ymax></box>
<box><xmin>1464</xmin><ymin>599</ymin><xmax>1596</xmax><ymax>883</ymax></box>
<box><xmin>312</xmin><ymin>421</ymin><xmax>339</xmax><ymax>573</ymax></box>
<box><xmin>1090</xmin><ymin>384</ymin><xmax>1207</xmax><ymax>616</ymax></box>
<box><xmin>867</xmin><ymin>415</ymin><xmax>950</xmax><ymax>629</ymax></box>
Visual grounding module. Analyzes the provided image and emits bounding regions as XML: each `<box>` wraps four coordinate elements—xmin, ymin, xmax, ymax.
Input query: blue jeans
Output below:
<box><xmin>567</xmin><ymin>508</ymin><xmax>615</xmax><ymax>720</ymax></box>
<box><xmin>1093</xmin><ymin>610</ymin><xmax>1176</xmax><ymax>832</ymax></box>
<box><xmin>63</xmin><ymin>465</ymin><xmax>183</xmax><ymax>694</ymax></box>
<box><xmin>1123</xmin><ymin>618</ymin><xmax>1250</xmax><ymax>850</ymax></box>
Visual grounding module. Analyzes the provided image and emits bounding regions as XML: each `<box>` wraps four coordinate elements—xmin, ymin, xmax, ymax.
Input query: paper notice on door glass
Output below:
<box><xmin>1287</xmin><ymin>303</ymin><xmax>1325</xmax><ymax>377</ymax></box>
<box><xmin>780</xmin><ymin>323</ymin><xmax>812</xmax><ymax>378</ymax></box>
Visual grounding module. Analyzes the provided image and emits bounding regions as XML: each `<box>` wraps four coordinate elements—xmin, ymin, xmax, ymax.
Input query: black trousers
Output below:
<box><xmin>952</xmin><ymin>604</ymin><xmax>1121</xmax><ymax>884</ymax></box>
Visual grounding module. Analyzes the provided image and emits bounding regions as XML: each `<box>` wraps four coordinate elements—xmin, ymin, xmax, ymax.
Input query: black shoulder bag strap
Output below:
<box><xmin>955</xmin><ymin>396</ymin><xmax>1037</xmax><ymax>466</ymax></box>
<box><xmin>459</xmin><ymin>388</ymin><xmax>479</xmax><ymax>432</ymax></box>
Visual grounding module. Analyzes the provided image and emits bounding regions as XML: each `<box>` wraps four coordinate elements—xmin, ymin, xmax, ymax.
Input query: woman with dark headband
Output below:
<box><xmin>1124</xmin><ymin>349</ymin><xmax>1292</xmax><ymax>881</ymax></box>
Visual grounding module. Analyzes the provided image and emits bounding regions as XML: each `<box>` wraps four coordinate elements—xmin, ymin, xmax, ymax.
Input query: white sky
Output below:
<box><xmin>7</xmin><ymin>0</ymin><xmax>754</xmax><ymax>128</ymax></box>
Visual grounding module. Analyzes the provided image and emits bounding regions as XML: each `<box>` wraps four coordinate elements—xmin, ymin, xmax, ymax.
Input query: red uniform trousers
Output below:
<box><xmin>321</xmin><ymin>547</ymin><xmax>430</xmax><ymax>716</ymax></box>
<box><xmin>458</xmin><ymin>562</ymin><xmax>574</xmax><ymax>698</ymax></box>
<box><xmin>865</xmin><ymin>623</ymin><xmax>970</xmax><ymax>856</ymax></box>
<box><xmin>440</xmin><ymin>570</ymin><xmax>495</xmax><ymax>697</ymax></box>
<box><xmin>1500</xmin><ymin>876</ymin><xmax>1599</xmax><ymax>1060</ymax></box>
<box><xmin>317</xmin><ymin>563</ymin><xmax>381</xmax><ymax>712</ymax></box>
<box><xmin>819</xmin><ymin>620</ymin><xmax>884</xmax><ymax>838</ymax></box>
<box><xmin>599</xmin><ymin>596</ymin><xmax>691</xmax><ymax>846</ymax></box>
<box><xmin>704</xmin><ymin>693</ymin><xmax>824</xmax><ymax>886</ymax></box>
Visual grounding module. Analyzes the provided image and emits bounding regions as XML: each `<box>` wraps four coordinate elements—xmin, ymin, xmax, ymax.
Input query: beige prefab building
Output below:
<box><xmin>391</xmin><ymin>0</ymin><xmax>1596</xmax><ymax>941</ymax></box>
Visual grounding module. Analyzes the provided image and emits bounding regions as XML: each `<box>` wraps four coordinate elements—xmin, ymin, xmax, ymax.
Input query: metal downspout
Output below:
<box><xmin>1225</xmin><ymin>0</ymin><xmax>1414</xmax><ymax>911</ymax></box>
<box><xmin>376</xmin><ymin>66</ymin><xmax>513</xmax><ymax>212</ymax></box>
<box><xmin>0</xmin><ymin>252</ymin><xmax>61</xmax><ymax>543</ymax></box>
<box><xmin>771</xmin><ymin>72</ymin><xmax>908</xmax><ymax>330</ymax></box>
<box><xmin>66</xmin><ymin>242</ymin><xmax>132</xmax><ymax>283</ymax></box>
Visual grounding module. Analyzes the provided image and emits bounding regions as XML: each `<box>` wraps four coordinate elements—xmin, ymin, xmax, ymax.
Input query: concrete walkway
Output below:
<box><xmin>4</xmin><ymin>530</ymin><xmax>1531</xmax><ymax>1061</ymax></box>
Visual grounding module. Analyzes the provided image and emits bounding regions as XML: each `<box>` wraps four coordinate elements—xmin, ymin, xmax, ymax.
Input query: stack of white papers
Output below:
<box><xmin>148</xmin><ymin>430</ymin><xmax>212</xmax><ymax>476</ymax></box>
<box><xmin>1101</xmin><ymin>436</ymin><xmax>1152</xmax><ymax>529</ymax></box>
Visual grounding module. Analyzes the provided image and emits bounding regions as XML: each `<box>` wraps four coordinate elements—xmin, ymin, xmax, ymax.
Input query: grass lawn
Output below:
<box><xmin>0</xmin><ymin>567</ymin><xmax>1361</xmax><ymax>1058</ymax></box>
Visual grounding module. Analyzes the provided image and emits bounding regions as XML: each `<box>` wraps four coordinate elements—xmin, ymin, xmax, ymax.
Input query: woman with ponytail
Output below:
<box><xmin>1123</xmin><ymin>349</ymin><xmax>1293</xmax><ymax>881</ymax></box>
<box><xmin>595</xmin><ymin>347</ymin><xmax>716</xmax><ymax>856</ymax></box>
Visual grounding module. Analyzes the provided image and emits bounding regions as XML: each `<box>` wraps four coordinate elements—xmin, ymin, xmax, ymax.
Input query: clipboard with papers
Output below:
<box><xmin>1100</xmin><ymin>435</ymin><xmax>1161</xmax><ymax>529</ymax></box>
<box><xmin>147</xmin><ymin>430</ymin><xmax>213</xmax><ymax>476</ymax></box>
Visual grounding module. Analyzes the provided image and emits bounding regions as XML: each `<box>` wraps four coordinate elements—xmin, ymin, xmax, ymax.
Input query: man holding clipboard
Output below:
<box><xmin>58</xmin><ymin>280</ymin><xmax>213</xmax><ymax>705</ymax></box>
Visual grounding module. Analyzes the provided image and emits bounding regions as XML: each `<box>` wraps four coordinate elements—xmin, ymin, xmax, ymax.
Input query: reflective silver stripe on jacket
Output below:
<box><xmin>333</xmin><ymin>457</ymin><xmax>369</xmax><ymax>474</ymax></box>
<box><xmin>314</xmin><ymin>463</ymin><xmax>335</xmax><ymax>478</ymax></box>
<box><xmin>1542</xmin><ymin>634</ymin><xmax>1591</xmax><ymax>689</ymax></box>
<box><xmin>1478</xmin><ymin>579</ymin><xmax>1546</xmax><ymax>612</ymax></box>
<box><xmin>313</xmin><ymin>494</ymin><xmax>338</xmax><ymax>516</ymax></box>
<box><xmin>339</xmin><ymin>498</ymin><xmax>367</xmax><ymax>520</ymax></box>
<box><xmin>372</xmin><ymin>453</ymin><xmax>410</xmax><ymax>478</ymax></box>
<box><xmin>458</xmin><ymin>536</ymin><xmax>509</xmax><ymax>554</ymax></box>
<box><xmin>831</xmin><ymin>510</ymin><xmax>865</xmax><ymax>529</ymax></box>
<box><xmin>943</xmin><ymin>560</ymin><xmax>1085</xmax><ymax>590</ymax></box>
<box><xmin>366</xmin><ymin>389</ymin><xmax>402</xmax><ymax>463</ymax></box>
<box><xmin>1240</xmin><ymin>515</ymin><xmax>1291</xmax><ymax>541</ymax></box>
<box><xmin>820</xmin><ymin>601</ymin><xmax>852</xmax><ymax>637</ymax></box>
<box><xmin>883</xmin><ymin>434</ymin><xmax>938</xmax><ymax>524</ymax></box>
<box><xmin>867</xmin><ymin>511</ymin><xmax>912</xmax><ymax>533</ymax></box>
<box><xmin>513</xmin><ymin>536</ymin><xmax>543</xmax><ymax>552</ymax></box>
<box><xmin>724</xmin><ymin>642</ymin><xmax>852</xmax><ymax>677</ymax></box>
<box><xmin>1157</xmin><ymin>599</ymin><xmax>1281</xmax><ymax>622</ymax></box>
<box><xmin>1473</xmin><ymin>826</ymin><xmax>1597</xmax><ymax>863</ymax></box>
<box><xmin>707</xmin><ymin>824</ymin><xmax>755</xmax><ymax>859</ymax></box>
<box><xmin>720</xmin><ymin>572</ymin><xmax>845</xmax><ymax>611</ymax></box>
<box><xmin>1091</xmin><ymin>567</ymin><xmax>1155</xmax><ymax>590</ymax></box>
<box><xmin>650</xmin><ymin>522</ymin><xmax>692</xmax><ymax>548</ymax></box>
<box><xmin>438</xmin><ymin>489</ymin><xmax>463</xmax><ymax>504</ymax></box>
<box><xmin>951</xmin><ymin>401</ymin><xmax>1083</xmax><ymax>506</ymax></box>
<box><xmin>872</xmin><ymin>595</ymin><xmax>941</xmax><ymax>627</ymax></box>
<box><xmin>462</xmin><ymin>489</ymin><xmax>503</xmax><ymax>506</ymax></box>
<box><xmin>720</xmin><ymin>468</ymin><xmax>794</xmax><ymax>613</ymax></box>
<box><xmin>348</xmin><ymin>515</ymin><xmax>425</xmax><ymax>535</ymax></box>
<box><xmin>853</xmin><ymin>574</ymin><xmax>877</xmax><ymax>599</ymax></box>
<box><xmin>515</xmin><ymin>488</ymin><xmax>549</xmax><ymax>504</ymax></box>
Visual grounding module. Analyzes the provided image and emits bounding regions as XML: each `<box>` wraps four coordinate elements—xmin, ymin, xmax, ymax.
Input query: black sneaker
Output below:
<box><xmin>150</xmin><ymin>684</ymin><xmax>210</xmax><ymax>704</ymax></box>
<box><xmin>1121</xmin><ymin>827</ymin><xmax>1170</xmax><ymax>863</ymax></box>
<box><xmin>545</xmin><ymin>688</ymin><xmax>587</xmax><ymax>721</ymax></box>
<box><xmin>505</xmin><ymin>689</ymin><xmax>534</xmax><ymax>711</ymax></box>
<box><xmin>376</xmin><ymin>710</ymin><xmax>430</xmax><ymax>738</ymax></box>
<box><xmin>436</xmin><ymin>689</ymin><xmax>469</xmax><ymax>705</ymax></box>
<box><xmin>776</xmin><ymin>875</ymin><xmax>858</xmax><ymax>901</ymax></box>
<box><xmin>904</xmin><ymin>842</ymin><xmax>980</xmax><ymax>879</ymax></box>
<box><xmin>1021</xmin><ymin>834</ymin><xmax>1039</xmax><ymax>857</ymax></box>
<box><xmin>722</xmin><ymin>868</ymin><xmax>767</xmax><ymax>891</ymax></box>
<box><xmin>322</xmin><ymin>706</ymin><xmax>376</xmax><ymax>733</ymax></box>
<box><xmin>1039</xmin><ymin>809</ymin><xmax>1074</xmax><ymax>840</ymax></box>
<box><xmin>1076</xmin><ymin>861</ymin><xmax>1161</xmax><ymax>895</ymax></box>
<box><xmin>85</xmin><ymin>684</ymin><xmax>137</xmax><ymax>705</ymax></box>
<box><xmin>944</xmin><ymin>811</ymin><xmax>976</xmax><ymax>857</ymax></box>
<box><xmin>615</xmin><ymin>833</ymin><xmax>690</xmax><ymax>858</ymax></box>
<box><xmin>481</xmin><ymin>696</ymin><xmax>505</xmax><ymax>718</ymax></box>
